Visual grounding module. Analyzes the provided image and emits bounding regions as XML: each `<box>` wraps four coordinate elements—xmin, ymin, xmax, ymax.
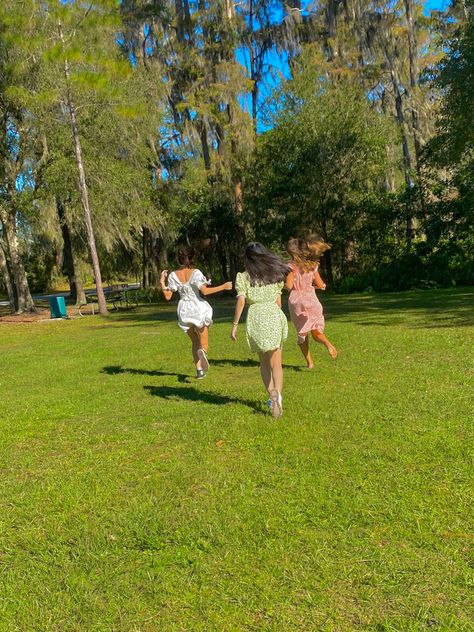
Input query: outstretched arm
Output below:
<box><xmin>285</xmin><ymin>271</ymin><xmax>295</xmax><ymax>290</ymax></box>
<box><xmin>313</xmin><ymin>268</ymin><xmax>326</xmax><ymax>290</ymax></box>
<box><xmin>199</xmin><ymin>281</ymin><xmax>233</xmax><ymax>296</ymax></box>
<box><xmin>231</xmin><ymin>295</ymin><xmax>246</xmax><ymax>341</ymax></box>
<box><xmin>160</xmin><ymin>270</ymin><xmax>174</xmax><ymax>301</ymax></box>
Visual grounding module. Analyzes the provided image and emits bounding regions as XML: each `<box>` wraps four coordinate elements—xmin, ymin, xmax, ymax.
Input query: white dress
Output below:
<box><xmin>167</xmin><ymin>269</ymin><xmax>213</xmax><ymax>332</ymax></box>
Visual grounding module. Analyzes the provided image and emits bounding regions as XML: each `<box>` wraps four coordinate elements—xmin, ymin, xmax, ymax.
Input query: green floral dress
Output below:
<box><xmin>235</xmin><ymin>271</ymin><xmax>288</xmax><ymax>353</ymax></box>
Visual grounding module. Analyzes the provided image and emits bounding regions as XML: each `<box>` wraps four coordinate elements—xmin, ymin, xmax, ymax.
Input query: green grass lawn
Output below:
<box><xmin>1</xmin><ymin>288</ymin><xmax>473</xmax><ymax>631</ymax></box>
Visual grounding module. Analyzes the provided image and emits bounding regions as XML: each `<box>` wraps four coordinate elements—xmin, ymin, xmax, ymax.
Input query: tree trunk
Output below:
<box><xmin>249</xmin><ymin>0</ymin><xmax>258</xmax><ymax>131</ymax></box>
<box><xmin>175</xmin><ymin>0</ymin><xmax>186</xmax><ymax>42</ymax></box>
<box><xmin>321</xmin><ymin>216</ymin><xmax>334</xmax><ymax>285</ymax></box>
<box><xmin>67</xmin><ymin>98</ymin><xmax>108</xmax><ymax>314</ymax></box>
<box><xmin>381</xmin><ymin>89</ymin><xmax>396</xmax><ymax>192</ymax></box>
<box><xmin>215</xmin><ymin>233</ymin><xmax>228</xmax><ymax>279</ymax></box>
<box><xmin>0</xmin><ymin>237</ymin><xmax>15</xmax><ymax>312</ymax></box>
<box><xmin>224</xmin><ymin>0</ymin><xmax>235</xmax><ymax>19</ymax></box>
<box><xmin>154</xmin><ymin>235</ymin><xmax>168</xmax><ymax>286</ymax></box>
<box><xmin>142</xmin><ymin>226</ymin><xmax>151</xmax><ymax>288</ymax></box>
<box><xmin>59</xmin><ymin>22</ymin><xmax>107</xmax><ymax>315</ymax></box>
<box><xmin>404</xmin><ymin>0</ymin><xmax>422</xmax><ymax>160</ymax></box>
<box><xmin>235</xmin><ymin>178</ymin><xmax>244</xmax><ymax>225</ymax></box>
<box><xmin>57</xmin><ymin>199</ymin><xmax>86</xmax><ymax>305</ymax></box>
<box><xmin>149</xmin><ymin>237</ymin><xmax>160</xmax><ymax>288</ymax></box>
<box><xmin>197</xmin><ymin>119</ymin><xmax>212</xmax><ymax>170</ymax></box>
<box><xmin>229</xmin><ymin>252</ymin><xmax>239</xmax><ymax>281</ymax></box>
<box><xmin>389</xmin><ymin>65</ymin><xmax>415</xmax><ymax>244</ymax></box>
<box><xmin>0</xmin><ymin>209</ymin><xmax>35</xmax><ymax>313</ymax></box>
<box><xmin>251</xmin><ymin>82</ymin><xmax>258</xmax><ymax>130</ymax></box>
<box><xmin>142</xmin><ymin>227</ymin><xmax>165</xmax><ymax>288</ymax></box>
<box><xmin>391</xmin><ymin>73</ymin><xmax>413</xmax><ymax>188</ymax></box>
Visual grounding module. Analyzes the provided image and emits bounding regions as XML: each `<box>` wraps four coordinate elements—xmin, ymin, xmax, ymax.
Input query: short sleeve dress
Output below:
<box><xmin>168</xmin><ymin>269</ymin><xmax>213</xmax><ymax>332</ymax></box>
<box><xmin>287</xmin><ymin>263</ymin><xmax>325</xmax><ymax>343</ymax></box>
<box><xmin>235</xmin><ymin>271</ymin><xmax>288</xmax><ymax>354</ymax></box>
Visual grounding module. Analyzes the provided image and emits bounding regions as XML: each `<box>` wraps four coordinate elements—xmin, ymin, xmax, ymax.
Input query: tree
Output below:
<box><xmin>251</xmin><ymin>54</ymin><xmax>394</xmax><ymax>282</ymax></box>
<box><xmin>0</xmin><ymin>237</ymin><xmax>15</xmax><ymax>309</ymax></box>
<box><xmin>0</xmin><ymin>5</ymin><xmax>39</xmax><ymax>313</ymax></box>
<box><xmin>422</xmin><ymin>1</ymin><xmax>474</xmax><ymax>286</ymax></box>
<box><xmin>432</xmin><ymin>2</ymin><xmax>474</xmax><ymax>167</ymax></box>
<box><xmin>120</xmin><ymin>0</ymin><xmax>254</xmax><ymax>277</ymax></box>
<box><xmin>10</xmin><ymin>0</ymin><xmax>145</xmax><ymax>314</ymax></box>
<box><xmin>3</xmin><ymin>0</ymin><xmax>158</xmax><ymax>313</ymax></box>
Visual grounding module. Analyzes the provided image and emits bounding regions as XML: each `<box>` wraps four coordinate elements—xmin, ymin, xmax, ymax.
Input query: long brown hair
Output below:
<box><xmin>287</xmin><ymin>234</ymin><xmax>331</xmax><ymax>273</ymax></box>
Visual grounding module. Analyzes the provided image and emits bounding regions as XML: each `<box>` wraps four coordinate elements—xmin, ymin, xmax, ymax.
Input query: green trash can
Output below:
<box><xmin>50</xmin><ymin>296</ymin><xmax>67</xmax><ymax>319</ymax></box>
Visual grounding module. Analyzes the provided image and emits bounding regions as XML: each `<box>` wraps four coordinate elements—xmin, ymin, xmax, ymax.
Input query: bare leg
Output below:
<box><xmin>298</xmin><ymin>336</ymin><xmax>314</xmax><ymax>369</ymax></box>
<box><xmin>258</xmin><ymin>352</ymin><xmax>274</xmax><ymax>394</ymax></box>
<box><xmin>268</xmin><ymin>348</ymin><xmax>283</xmax><ymax>394</ymax></box>
<box><xmin>186</xmin><ymin>327</ymin><xmax>201</xmax><ymax>369</ymax></box>
<box><xmin>267</xmin><ymin>348</ymin><xmax>283</xmax><ymax>417</ymax></box>
<box><xmin>311</xmin><ymin>330</ymin><xmax>337</xmax><ymax>359</ymax></box>
<box><xmin>197</xmin><ymin>326</ymin><xmax>209</xmax><ymax>353</ymax></box>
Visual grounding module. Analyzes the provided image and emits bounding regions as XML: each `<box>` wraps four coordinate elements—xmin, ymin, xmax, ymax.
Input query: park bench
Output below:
<box><xmin>77</xmin><ymin>283</ymin><xmax>141</xmax><ymax>315</ymax></box>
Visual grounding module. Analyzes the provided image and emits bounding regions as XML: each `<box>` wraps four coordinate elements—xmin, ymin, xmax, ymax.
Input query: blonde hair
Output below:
<box><xmin>287</xmin><ymin>234</ymin><xmax>331</xmax><ymax>273</ymax></box>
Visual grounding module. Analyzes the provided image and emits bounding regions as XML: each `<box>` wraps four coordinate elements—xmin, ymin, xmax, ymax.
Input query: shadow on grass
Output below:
<box><xmin>144</xmin><ymin>385</ymin><xmax>262</xmax><ymax>413</ymax></box>
<box><xmin>210</xmin><ymin>357</ymin><xmax>302</xmax><ymax>371</ymax></box>
<box><xmin>93</xmin><ymin>288</ymin><xmax>473</xmax><ymax>330</ymax></box>
<box><xmin>102</xmin><ymin>365</ymin><xmax>191</xmax><ymax>383</ymax></box>
<box><xmin>324</xmin><ymin>288</ymin><xmax>474</xmax><ymax>328</ymax></box>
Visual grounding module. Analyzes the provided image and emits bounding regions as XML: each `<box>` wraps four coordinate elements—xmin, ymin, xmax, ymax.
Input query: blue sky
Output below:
<box><xmin>424</xmin><ymin>0</ymin><xmax>449</xmax><ymax>11</ymax></box>
<box><xmin>236</xmin><ymin>0</ymin><xmax>448</xmax><ymax>131</ymax></box>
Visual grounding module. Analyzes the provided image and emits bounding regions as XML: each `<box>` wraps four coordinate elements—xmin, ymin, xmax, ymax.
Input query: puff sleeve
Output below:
<box><xmin>190</xmin><ymin>269</ymin><xmax>211</xmax><ymax>291</ymax></box>
<box><xmin>235</xmin><ymin>272</ymin><xmax>248</xmax><ymax>297</ymax></box>
<box><xmin>167</xmin><ymin>272</ymin><xmax>178</xmax><ymax>292</ymax></box>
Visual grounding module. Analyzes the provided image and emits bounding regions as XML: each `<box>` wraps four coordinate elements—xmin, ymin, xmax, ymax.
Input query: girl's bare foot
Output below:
<box><xmin>327</xmin><ymin>345</ymin><xmax>338</xmax><ymax>359</ymax></box>
<box><xmin>298</xmin><ymin>339</ymin><xmax>313</xmax><ymax>370</ymax></box>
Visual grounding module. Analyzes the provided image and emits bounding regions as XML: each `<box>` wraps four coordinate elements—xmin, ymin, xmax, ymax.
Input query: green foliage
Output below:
<box><xmin>1</xmin><ymin>0</ymin><xmax>473</xmax><ymax>295</ymax></box>
<box><xmin>432</xmin><ymin>6</ymin><xmax>474</xmax><ymax>165</ymax></box>
<box><xmin>0</xmin><ymin>0</ymin><xmax>164</xmax><ymax>291</ymax></box>
<box><xmin>421</xmin><ymin>4</ymin><xmax>474</xmax><ymax>292</ymax></box>
<box><xmin>248</xmin><ymin>62</ymin><xmax>395</xmax><ymax>280</ymax></box>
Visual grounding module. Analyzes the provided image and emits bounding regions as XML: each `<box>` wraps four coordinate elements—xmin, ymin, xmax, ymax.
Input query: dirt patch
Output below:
<box><xmin>0</xmin><ymin>304</ymin><xmax>95</xmax><ymax>323</ymax></box>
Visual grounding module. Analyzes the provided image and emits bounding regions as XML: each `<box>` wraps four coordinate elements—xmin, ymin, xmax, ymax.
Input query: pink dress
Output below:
<box><xmin>288</xmin><ymin>263</ymin><xmax>325</xmax><ymax>343</ymax></box>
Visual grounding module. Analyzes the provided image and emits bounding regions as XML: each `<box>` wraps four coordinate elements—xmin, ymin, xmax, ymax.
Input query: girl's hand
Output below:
<box><xmin>160</xmin><ymin>269</ymin><xmax>168</xmax><ymax>283</ymax></box>
<box><xmin>223</xmin><ymin>281</ymin><xmax>233</xmax><ymax>291</ymax></box>
<box><xmin>231</xmin><ymin>324</ymin><xmax>238</xmax><ymax>341</ymax></box>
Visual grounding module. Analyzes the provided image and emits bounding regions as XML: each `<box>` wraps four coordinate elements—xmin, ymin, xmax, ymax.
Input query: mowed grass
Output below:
<box><xmin>0</xmin><ymin>288</ymin><xmax>473</xmax><ymax>631</ymax></box>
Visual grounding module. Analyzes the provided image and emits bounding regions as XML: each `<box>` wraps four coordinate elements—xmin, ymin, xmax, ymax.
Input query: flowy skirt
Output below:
<box><xmin>288</xmin><ymin>289</ymin><xmax>324</xmax><ymax>343</ymax></box>
<box><xmin>246</xmin><ymin>302</ymin><xmax>288</xmax><ymax>353</ymax></box>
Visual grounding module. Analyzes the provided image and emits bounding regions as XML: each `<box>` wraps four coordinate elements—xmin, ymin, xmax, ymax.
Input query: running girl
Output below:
<box><xmin>231</xmin><ymin>242</ymin><xmax>290</xmax><ymax>418</ymax></box>
<box><xmin>160</xmin><ymin>245</ymin><xmax>232</xmax><ymax>379</ymax></box>
<box><xmin>286</xmin><ymin>235</ymin><xmax>337</xmax><ymax>368</ymax></box>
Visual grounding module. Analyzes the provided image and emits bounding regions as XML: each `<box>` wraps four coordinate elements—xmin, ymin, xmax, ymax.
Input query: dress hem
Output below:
<box><xmin>178</xmin><ymin>318</ymin><xmax>213</xmax><ymax>332</ymax></box>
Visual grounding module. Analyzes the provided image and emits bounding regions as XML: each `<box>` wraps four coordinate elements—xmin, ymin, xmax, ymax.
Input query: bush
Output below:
<box><xmin>335</xmin><ymin>243</ymin><xmax>474</xmax><ymax>293</ymax></box>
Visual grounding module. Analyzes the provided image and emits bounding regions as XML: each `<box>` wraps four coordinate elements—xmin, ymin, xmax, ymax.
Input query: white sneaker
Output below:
<box><xmin>269</xmin><ymin>390</ymin><xmax>283</xmax><ymax>418</ymax></box>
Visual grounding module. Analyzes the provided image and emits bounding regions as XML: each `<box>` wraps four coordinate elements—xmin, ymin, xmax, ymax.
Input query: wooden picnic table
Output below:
<box><xmin>79</xmin><ymin>284</ymin><xmax>140</xmax><ymax>315</ymax></box>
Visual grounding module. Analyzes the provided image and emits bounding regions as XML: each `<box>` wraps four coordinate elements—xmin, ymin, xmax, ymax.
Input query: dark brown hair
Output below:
<box><xmin>244</xmin><ymin>242</ymin><xmax>291</xmax><ymax>286</ymax></box>
<box><xmin>177</xmin><ymin>245</ymin><xmax>195</xmax><ymax>267</ymax></box>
